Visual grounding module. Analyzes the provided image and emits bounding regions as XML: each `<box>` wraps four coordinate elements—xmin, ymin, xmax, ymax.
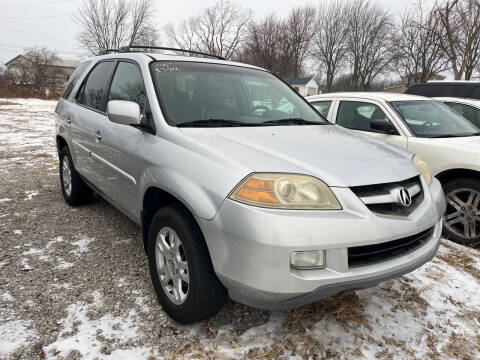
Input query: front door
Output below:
<box><xmin>334</xmin><ymin>100</ymin><xmax>408</xmax><ymax>149</ymax></box>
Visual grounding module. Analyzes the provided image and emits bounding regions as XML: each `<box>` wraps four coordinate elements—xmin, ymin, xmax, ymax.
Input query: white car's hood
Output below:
<box><xmin>180</xmin><ymin>125</ymin><xmax>419</xmax><ymax>187</ymax></box>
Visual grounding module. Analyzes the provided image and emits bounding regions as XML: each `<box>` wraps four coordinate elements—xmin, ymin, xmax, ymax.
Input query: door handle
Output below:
<box><xmin>66</xmin><ymin>116</ymin><xmax>72</xmax><ymax>124</ymax></box>
<box><xmin>94</xmin><ymin>131</ymin><xmax>102</xmax><ymax>143</ymax></box>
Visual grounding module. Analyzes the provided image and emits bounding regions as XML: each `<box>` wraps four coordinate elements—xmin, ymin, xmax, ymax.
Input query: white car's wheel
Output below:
<box><xmin>443</xmin><ymin>178</ymin><xmax>480</xmax><ymax>245</ymax></box>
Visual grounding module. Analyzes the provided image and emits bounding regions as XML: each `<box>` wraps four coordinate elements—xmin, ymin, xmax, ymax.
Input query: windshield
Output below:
<box><xmin>389</xmin><ymin>100</ymin><xmax>479</xmax><ymax>138</ymax></box>
<box><xmin>150</xmin><ymin>61</ymin><xmax>328</xmax><ymax>127</ymax></box>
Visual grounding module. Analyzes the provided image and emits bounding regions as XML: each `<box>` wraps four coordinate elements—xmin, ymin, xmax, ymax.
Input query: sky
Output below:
<box><xmin>0</xmin><ymin>0</ymin><xmax>417</xmax><ymax>65</ymax></box>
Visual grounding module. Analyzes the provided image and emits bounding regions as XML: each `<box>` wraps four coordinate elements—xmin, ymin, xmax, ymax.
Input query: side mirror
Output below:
<box><xmin>370</xmin><ymin>118</ymin><xmax>397</xmax><ymax>135</ymax></box>
<box><xmin>107</xmin><ymin>100</ymin><xmax>141</xmax><ymax>126</ymax></box>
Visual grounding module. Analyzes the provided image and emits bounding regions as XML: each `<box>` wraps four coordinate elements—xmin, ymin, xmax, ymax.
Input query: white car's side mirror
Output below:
<box><xmin>107</xmin><ymin>100</ymin><xmax>141</xmax><ymax>126</ymax></box>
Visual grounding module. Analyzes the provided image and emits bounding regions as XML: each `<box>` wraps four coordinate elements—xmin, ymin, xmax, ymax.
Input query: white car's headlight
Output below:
<box><xmin>229</xmin><ymin>173</ymin><xmax>342</xmax><ymax>210</ymax></box>
<box><xmin>413</xmin><ymin>154</ymin><xmax>432</xmax><ymax>185</ymax></box>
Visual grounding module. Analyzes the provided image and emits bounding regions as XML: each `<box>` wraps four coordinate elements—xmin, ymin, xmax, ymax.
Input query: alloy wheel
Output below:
<box><xmin>443</xmin><ymin>188</ymin><xmax>480</xmax><ymax>240</ymax></box>
<box><xmin>155</xmin><ymin>227</ymin><xmax>189</xmax><ymax>305</ymax></box>
<box><xmin>62</xmin><ymin>156</ymin><xmax>72</xmax><ymax>196</ymax></box>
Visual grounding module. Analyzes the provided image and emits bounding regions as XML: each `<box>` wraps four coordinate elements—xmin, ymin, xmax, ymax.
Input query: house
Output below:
<box><xmin>5</xmin><ymin>54</ymin><xmax>79</xmax><ymax>94</ymax></box>
<box><xmin>284</xmin><ymin>77</ymin><xmax>319</xmax><ymax>97</ymax></box>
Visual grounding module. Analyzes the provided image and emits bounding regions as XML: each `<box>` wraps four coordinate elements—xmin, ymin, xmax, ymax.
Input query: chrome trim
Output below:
<box><xmin>90</xmin><ymin>152</ymin><xmax>137</xmax><ymax>185</ymax></box>
<box><xmin>360</xmin><ymin>183</ymin><xmax>421</xmax><ymax>205</ymax></box>
<box><xmin>72</xmin><ymin>139</ymin><xmax>90</xmax><ymax>155</ymax></box>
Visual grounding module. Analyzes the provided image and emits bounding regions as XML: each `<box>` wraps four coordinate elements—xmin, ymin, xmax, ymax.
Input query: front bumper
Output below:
<box><xmin>197</xmin><ymin>177</ymin><xmax>446</xmax><ymax>310</ymax></box>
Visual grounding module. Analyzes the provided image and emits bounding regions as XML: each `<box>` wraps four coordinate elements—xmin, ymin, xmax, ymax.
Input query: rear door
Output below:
<box><xmin>332</xmin><ymin>99</ymin><xmax>408</xmax><ymax>149</ymax></box>
<box><xmin>71</xmin><ymin>60</ymin><xmax>115</xmax><ymax>190</ymax></box>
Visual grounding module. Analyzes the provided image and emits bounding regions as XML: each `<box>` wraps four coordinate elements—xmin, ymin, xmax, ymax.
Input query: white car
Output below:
<box><xmin>433</xmin><ymin>97</ymin><xmax>480</xmax><ymax>129</ymax></box>
<box><xmin>307</xmin><ymin>92</ymin><xmax>480</xmax><ymax>244</ymax></box>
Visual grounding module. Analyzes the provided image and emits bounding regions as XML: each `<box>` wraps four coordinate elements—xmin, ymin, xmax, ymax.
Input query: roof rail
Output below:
<box><xmin>117</xmin><ymin>45</ymin><xmax>225</xmax><ymax>60</ymax></box>
<box><xmin>99</xmin><ymin>49</ymin><xmax>119</xmax><ymax>55</ymax></box>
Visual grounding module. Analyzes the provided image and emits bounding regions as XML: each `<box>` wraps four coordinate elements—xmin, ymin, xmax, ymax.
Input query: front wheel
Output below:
<box><xmin>442</xmin><ymin>177</ymin><xmax>480</xmax><ymax>245</ymax></box>
<box><xmin>147</xmin><ymin>205</ymin><xmax>226</xmax><ymax>324</ymax></box>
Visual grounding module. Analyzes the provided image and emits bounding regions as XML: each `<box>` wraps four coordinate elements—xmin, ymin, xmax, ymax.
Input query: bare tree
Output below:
<box><xmin>345</xmin><ymin>0</ymin><xmax>392</xmax><ymax>91</ymax></box>
<box><xmin>285</xmin><ymin>6</ymin><xmax>316</xmax><ymax>77</ymax></box>
<box><xmin>77</xmin><ymin>0</ymin><xmax>157</xmax><ymax>55</ymax></box>
<box><xmin>436</xmin><ymin>0</ymin><xmax>480</xmax><ymax>80</ymax></box>
<box><xmin>237</xmin><ymin>15</ymin><xmax>294</xmax><ymax>76</ymax></box>
<box><xmin>311</xmin><ymin>0</ymin><xmax>349</xmax><ymax>92</ymax></box>
<box><xmin>392</xmin><ymin>2</ymin><xmax>448</xmax><ymax>87</ymax></box>
<box><xmin>165</xmin><ymin>0</ymin><xmax>251</xmax><ymax>60</ymax></box>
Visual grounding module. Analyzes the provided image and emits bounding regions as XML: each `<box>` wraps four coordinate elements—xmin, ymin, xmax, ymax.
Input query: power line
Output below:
<box><xmin>1</xmin><ymin>0</ymin><xmax>75</xmax><ymax>9</ymax></box>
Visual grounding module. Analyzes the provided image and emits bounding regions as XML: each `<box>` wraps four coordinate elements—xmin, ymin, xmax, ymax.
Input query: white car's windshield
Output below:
<box><xmin>150</xmin><ymin>61</ymin><xmax>328</xmax><ymax>127</ymax></box>
<box><xmin>389</xmin><ymin>100</ymin><xmax>480</xmax><ymax>138</ymax></box>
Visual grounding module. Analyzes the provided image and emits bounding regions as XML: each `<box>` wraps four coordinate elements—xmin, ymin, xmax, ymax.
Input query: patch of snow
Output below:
<box><xmin>46</xmin><ymin>236</ymin><xmax>64</xmax><ymax>249</ymax></box>
<box><xmin>71</xmin><ymin>236</ymin><xmax>94</xmax><ymax>256</ymax></box>
<box><xmin>24</xmin><ymin>191</ymin><xmax>39</xmax><ymax>200</ymax></box>
<box><xmin>2</xmin><ymin>292</ymin><xmax>14</xmax><ymax>301</ymax></box>
<box><xmin>0</xmin><ymin>260</ymin><xmax>7</xmax><ymax>268</ymax></box>
<box><xmin>13</xmin><ymin>229</ymin><xmax>22</xmax><ymax>235</ymax></box>
<box><xmin>56</xmin><ymin>257</ymin><xmax>73</xmax><ymax>269</ymax></box>
<box><xmin>43</xmin><ymin>292</ymin><xmax>147</xmax><ymax>360</ymax></box>
<box><xmin>21</xmin><ymin>258</ymin><xmax>32</xmax><ymax>271</ymax></box>
<box><xmin>0</xmin><ymin>198</ymin><xmax>11</xmax><ymax>203</ymax></box>
<box><xmin>0</xmin><ymin>320</ymin><xmax>37</xmax><ymax>357</ymax></box>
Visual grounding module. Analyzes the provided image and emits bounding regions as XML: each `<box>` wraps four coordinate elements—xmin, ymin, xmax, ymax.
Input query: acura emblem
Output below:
<box><xmin>399</xmin><ymin>187</ymin><xmax>412</xmax><ymax>207</ymax></box>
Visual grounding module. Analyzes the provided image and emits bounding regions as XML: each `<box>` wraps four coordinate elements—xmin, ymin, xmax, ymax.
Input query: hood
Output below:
<box><xmin>179</xmin><ymin>125</ymin><xmax>419</xmax><ymax>187</ymax></box>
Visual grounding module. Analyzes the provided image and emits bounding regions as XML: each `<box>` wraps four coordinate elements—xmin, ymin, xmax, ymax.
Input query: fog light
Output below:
<box><xmin>290</xmin><ymin>250</ymin><xmax>326</xmax><ymax>269</ymax></box>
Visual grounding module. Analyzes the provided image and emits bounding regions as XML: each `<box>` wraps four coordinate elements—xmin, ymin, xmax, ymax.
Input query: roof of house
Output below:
<box><xmin>5</xmin><ymin>54</ymin><xmax>79</xmax><ymax>68</ymax></box>
<box><xmin>284</xmin><ymin>77</ymin><xmax>314</xmax><ymax>85</ymax></box>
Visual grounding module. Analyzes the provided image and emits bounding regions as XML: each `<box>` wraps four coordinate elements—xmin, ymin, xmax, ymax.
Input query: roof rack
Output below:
<box><xmin>117</xmin><ymin>45</ymin><xmax>225</xmax><ymax>60</ymax></box>
<box><xmin>98</xmin><ymin>49</ymin><xmax>119</xmax><ymax>55</ymax></box>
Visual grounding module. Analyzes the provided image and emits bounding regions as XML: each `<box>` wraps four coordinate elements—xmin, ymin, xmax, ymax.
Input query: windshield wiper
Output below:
<box><xmin>177</xmin><ymin>119</ymin><xmax>262</xmax><ymax>128</ymax></box>
<box><xmin>261</xmin><ymin>118</ymin><xmax>325</xmax><ymax>126</ymax></box>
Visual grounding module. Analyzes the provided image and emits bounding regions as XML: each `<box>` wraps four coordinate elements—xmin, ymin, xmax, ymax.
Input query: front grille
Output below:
<box><xmin>348</xmin><ymin>227</ymin><xmax>434</xmax><ymax>268</ymax></box>
<box><xmin>350</xmin><ymin>176</ymin><xmax>424</xmax><ymax>216</ymax></box>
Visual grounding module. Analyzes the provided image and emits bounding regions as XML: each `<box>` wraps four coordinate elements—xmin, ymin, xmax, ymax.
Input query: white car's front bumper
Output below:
<box><xmin>197</xmin><ymin>177</ymin><xmax>446</xmax><ymax>310</ymax></box>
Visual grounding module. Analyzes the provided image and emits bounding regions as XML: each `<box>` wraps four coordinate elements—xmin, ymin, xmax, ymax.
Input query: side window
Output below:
<box><xmin>336</xmin><ymin>101</ymin><xmax>397</xmax><ymax>134</ymax></box>
<box><xmin>446</xmin><ymin>102</ymin><xmax>480</xmax><ymax>128</ymax></box>
<box><xmin>76</xmin><ymin>61</ymin><xmax>114</xmax><ymax>112</ymax></box>
<box><xmin>62</xmin><ymin>61</ymin><xmax>91</xmax><ymax>99</ymax></box>
<box><xmin>470</xmin><ymin>87</ymin><xmax>480</xmax><ymax>100</ymax></box>
<box><xmin>311</xmin><ymin>101</ymin><xmax>332</xmax><ymax>118</ymax></box>
<box><xmin>108</xmin><ymin>62</ymin><xmax>146</xmax><ymax>113</ymax></box>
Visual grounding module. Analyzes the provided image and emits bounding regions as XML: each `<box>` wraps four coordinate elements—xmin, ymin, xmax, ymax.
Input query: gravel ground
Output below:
<box><xmin>1</xmin><ymin>99</ymin><xmax>479</xmax><ymax>360</ymax></box>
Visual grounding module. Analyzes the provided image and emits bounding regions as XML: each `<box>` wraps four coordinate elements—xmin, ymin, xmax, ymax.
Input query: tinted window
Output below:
<box><xmin>470</xmin><ymin>87</ymin><xmax>480</xmax><ymax>100</ymax></box>
<box><xmin>77</xmin><ymin>61</ymin><xmax>114</xmax><ymax>112</ymax></box>
<box><xmin>311</xmin><ymin>101</ymin><xmax>332</xmax><ymax>117</ymax></box>
<box><xmin>407</xmin><ymin>83</ymin><xmax>471</xmax><ymax>97</ymax></box>
<box><xmin>389</xmin><ymin>100</ymin><xmax>479</xmax><ymax>138</ymax></box>
<box><xmin>446</xmin><ymin>102</ymin><xmax>480</xmax><ymax>128</ymax></box>
<box><xmin>336</xmin><ymin>101</ymin><xmax>397</xmax><ymax>134</ymax></box>
<box><xmin>108</xmin><ymin>62</ymin><xmax>146</xmax><ymax>113</ymax></box>
<box><xmin>150</xmin><ymin>61</ymin><xmax>328</xmax><ymax>126</ymax></box>
<box><xmin>62</xmin><ymin>61</ymin><xmax>91</xmax><ymax>99</ymax></box>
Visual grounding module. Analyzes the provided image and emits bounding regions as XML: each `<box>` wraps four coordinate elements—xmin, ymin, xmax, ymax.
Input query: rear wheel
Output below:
<box><xmin>442</xmin><ymin>177</ymin><xmax>480</xmax><ymax>245</ymax></box>
<box><xmin>147</xmin><ymin>205</ymin><xmax>226</xmax><ymax>324</ymax></box>
<box><xmin>59</xmin><ymin>146</ymin><xmax>92</xmax><ymax>206</ymax></box>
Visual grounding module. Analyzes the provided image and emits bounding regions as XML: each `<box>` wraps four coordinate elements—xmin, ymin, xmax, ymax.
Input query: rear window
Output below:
<box><xmin>76</xmin><ymin>61</ymin><xmax>114</xmax><ymax>112</ymax></box>
<box><xmin>61</xmin><ymin>61</ymin><xmax>91</xmax><ymax>100</ymax></box>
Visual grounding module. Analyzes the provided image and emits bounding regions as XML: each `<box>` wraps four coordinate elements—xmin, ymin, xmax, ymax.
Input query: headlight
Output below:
<box><xmin>413</xmin><ymin>155</ymin><xmax>432</xmax><ymax>185</ymax></box>
<box><xmin>229</xmin><ymin>173</ymin><xmax>342</xmax><ymax>210</ymax></box>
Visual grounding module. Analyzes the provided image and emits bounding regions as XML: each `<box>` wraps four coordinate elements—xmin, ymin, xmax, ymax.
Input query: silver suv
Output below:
<box><xmin>55</xmin><ymin>48</ymin><xmax>446</xmax><ymax>324</ymax></box>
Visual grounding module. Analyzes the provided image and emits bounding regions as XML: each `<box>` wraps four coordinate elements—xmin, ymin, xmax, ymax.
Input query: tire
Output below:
<box><xmin>442</xmin><ymin>177</ymin><xmax>480</xmax><ymax>245</ymax></box>
<box><xmin>59</xmin><ymin>145</ymin><xmax>93</xmax><ymax>206</ymax></box>
<box><xmin>147</xmin><ymin>204</ymin><xmax>226</xmax><ymax>324</ymax></box>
